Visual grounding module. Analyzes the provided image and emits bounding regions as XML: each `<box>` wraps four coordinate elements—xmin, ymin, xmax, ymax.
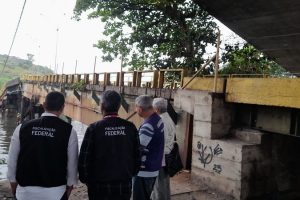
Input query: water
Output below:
<box><xmin>0</xmin><ymin>110</ymin><xmax>88</xmax><ymax>180</ymax></box>
<box><xmin>0</xmin><ymin>110</ymin><xmax>18</xmax><ymax>180</ymax></box>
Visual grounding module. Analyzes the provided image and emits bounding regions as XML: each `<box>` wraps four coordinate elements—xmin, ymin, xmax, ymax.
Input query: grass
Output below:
<box><xmin>0</xmin><ymin>58</ymin><xmax>53</xmax><ymax>93</ymax></box>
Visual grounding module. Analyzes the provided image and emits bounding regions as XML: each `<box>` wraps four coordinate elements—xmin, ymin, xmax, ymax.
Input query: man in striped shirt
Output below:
<box><xmin>133</xmin><ymin>95</ymin><xmax>165</xmax><ymax>200</ymax></box>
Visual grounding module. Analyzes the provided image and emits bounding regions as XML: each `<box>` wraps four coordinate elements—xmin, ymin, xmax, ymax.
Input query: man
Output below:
<box><xmin>7</xmin><ymin>91</ymin><xmax>78</xmax><ymax>200</ymax></box>
<box><xmin>151</xmin><ymin>98</ymin><xmax>175</xmax><ymax>200</ymax></box>
<box><xmin>133</xmin><ymin>95</ymin><xmax>164</xmax><ymax>200</ymax></box>
<box><xmin>78</xmin><ymin>90</ymin><xmax>140</xmax><ymax>200</ymax></box>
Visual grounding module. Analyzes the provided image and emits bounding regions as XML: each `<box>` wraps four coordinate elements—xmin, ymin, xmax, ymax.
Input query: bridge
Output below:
<box><xmin>196</xmin><ymin>0</ymin><xmax>300</xmax><ymax>73</ymax></box>
<box><xmin>1</xmin><ymin>1</ymin><xmax>300</xmax><ymax>199</ymax></box>
<box><xmin>0</xmin><ymin>69</ymin><xmax>295</xmax><ymax>200</ymax></box>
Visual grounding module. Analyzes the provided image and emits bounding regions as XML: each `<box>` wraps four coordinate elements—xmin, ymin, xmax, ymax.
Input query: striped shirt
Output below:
<box><xmin>138</xmin><ymin>113</ymin><xmax>164</xmax><ymax>177</ymax></box>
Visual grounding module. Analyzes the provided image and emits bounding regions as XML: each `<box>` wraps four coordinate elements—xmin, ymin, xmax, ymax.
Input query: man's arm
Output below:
<box><xmin>7</xmin><ymin>124</ymin><xmax>21</xmax><ymax>197</ymax></box>
<box><xmin>139</xmin><ymin>123</ymin><xmax>154</xmax><ymax>148</ymax></box>
<box><xmin>164</xmin><ymin>115</ymin><xmax>176</xmax><ymax>155</ymax></box>
<box><xmin>66</xmin><ymin>128</ymin><xmax>79</xmax><ymax>197</ymax></box>
<box><xmin>78</xmin><ymin>126</ymin><xmax>94</xmax><ymax>183</ymax></box>
<box><xmin>139</xmin><ymin>123</ymin><xmax>155</xmax><ymax>168</ymax></box>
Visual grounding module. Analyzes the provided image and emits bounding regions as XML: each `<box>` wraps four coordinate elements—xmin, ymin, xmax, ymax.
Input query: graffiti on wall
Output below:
<box><xmin>197</xmin><ymin>141</ymin><xmax>223</xmax><ymax>174</ymax></box>
<box><xmin>213</xmin><ymin>164</ymin><xmax>222</xmax><ymax>174</ymax></box>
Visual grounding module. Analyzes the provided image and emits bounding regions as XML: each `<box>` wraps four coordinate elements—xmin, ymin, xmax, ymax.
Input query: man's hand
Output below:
<box><xmin>10</xmin><ymin>182</ymin><xmax>18</xmax><ymax>197</ymax></box>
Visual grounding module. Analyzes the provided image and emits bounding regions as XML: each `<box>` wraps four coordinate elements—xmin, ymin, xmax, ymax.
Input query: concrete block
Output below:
<box><xmin>240</xmin><ymin>178</ymin><xmax>275</xmax><ymax>200</ymax></box>
<box><xmin>192</xmin><ymin>151</ymin><xmax>242</xmax><ymax>181</ymax></box>
<box><xmin>194</xmin><ymin>92</ymin><xmax>212</xmax><ymax>106</ymax></box>
<box><xmin>171</xmin><ymin>193</ymin><xmax>192</xmax><ymax>200</ymax></box>
<box><xmin>146</xmin><ymin>88</ymin><xmax>156</xmax><ymax>97</ymax></box>
<box><xmin>176</xmin><ymin>89</ymin><xmax>206</xmax><ymax>98</ymax></box>
<box><xmin>191</xmin><ymin>167</ymin><xmax>241</xmax><ymax>200</ymax></box>
<box><xmin>191</xmin><ymin>190</ymin><xmax>235</xmax><ymax>200</ymax></box>
<box><xmin>211</xmin><ymin>123</ymin><xmax>231</xmax><ymax>139</ymax></box>
<box><xmin>256</xmin><ymin>107</ymin><xmax>291</xmax><ymax>134</ymax></box>
<box><xmin>212</xmin><ymin>96</ymin><xmax>226</xmax><ymax>108</ymax></box>
<box><xmin>180</xmin><ymin>95</ymin><xmax>195</xmax><ymax>114</ymax></box>
<box><xmin>174</xmin><ymin>89</ymin><xmax>212</xmax><ymax>114</ymax></box>
<box><xmin>242</xmin><ymin>145</ymin><xmax>271</xmax><ymax>163</ymax></box>
<box><xmin>105</xmin><ymin>85</ymin><xmax>119</xmax><ymax>91</ymax></box>
<box><xmin>194</xmin><ymin>104</ymin><xmax>212</xmax><ymax>122</ymax></box>
<box><xmin>242</xmin><ymin>160</ymin><xmax>273</xmax><ymax>181</ymax></box>
<box><xmin>192</xmin><ymin>135</ymin><xmax>249</xmax><ymax>163</ymax></box>
<box><xmin>123</xmin><ymin>86</ymin><xmax>138</xmax><ymax>95</ymax></box>
<box><xmin>92</xmin><ymin>84</ymin><xmax>105</xmax><ymax>92</ymax></box>
<box><xmin>158</xmin><ymin>88</ymin><xmax>173</xmax><ymax>99</ymax></box>
<box><xmin>137</xmin><ymin>87</ymin><xmax>147</xmax><ymax>95</ymax></box>
<box><xmin>212</xmin><ymin>107</ymin><xmax>232</xmax><ymax>125</ymax></box>
<box><xmin>194</xmin><ymin>121</ymin><xmax>212</xmax><ymax>138</ymax></box>
<box><xmin>234</xmin><ymin>129</ymin><xmax>265</xmax><ymax>144</ymax></box>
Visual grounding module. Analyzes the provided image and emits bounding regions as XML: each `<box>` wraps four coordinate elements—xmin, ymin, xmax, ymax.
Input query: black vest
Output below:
<box><xmin>16</xmin><ymin>116</ymin><xmax>72</xmax><ymax>187</ymax></box>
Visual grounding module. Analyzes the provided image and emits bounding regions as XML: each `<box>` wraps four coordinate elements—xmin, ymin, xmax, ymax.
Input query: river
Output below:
<box><xmin>0</xmin><ymin>110</ymin><xmax>87</xmax><ymax>181</ymax></box>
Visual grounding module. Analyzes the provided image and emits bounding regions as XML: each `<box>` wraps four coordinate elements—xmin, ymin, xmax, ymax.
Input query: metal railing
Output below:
<box><xmin>22</xmin><ymin>69</ymin><xmax>187</xmax><ymax>89</ymax></box>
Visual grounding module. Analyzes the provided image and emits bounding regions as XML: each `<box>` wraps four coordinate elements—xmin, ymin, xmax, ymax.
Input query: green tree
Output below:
<box><xmin>27</xmin><ymin>53</ymin><xmax>34</xmax><ymax>64</ymax></box>
<box><xmin>220</xmin><ymin>43</ymin><xmax>288</xmax><ymax>76</ymax></box>
<box><xmin>74</xmin><ymin>0</ymin><xmax>218</xmax><ymax>74</ymax></box>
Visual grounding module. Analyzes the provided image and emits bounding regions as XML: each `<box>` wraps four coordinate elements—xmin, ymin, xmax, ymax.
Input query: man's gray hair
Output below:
<box><xmin>153</xmin><ymin>98</ymin><xmax>168</xmax><ymax>113</ymax></box>
<box><xmin>101</xmin><ymin>90</ymin><xmax>121</xmax><ymax>113</ymax></box>
<box><xmin>135</xmin><ymin>95</ymin><xmax>153</xmax><ymax>110</ymax></box>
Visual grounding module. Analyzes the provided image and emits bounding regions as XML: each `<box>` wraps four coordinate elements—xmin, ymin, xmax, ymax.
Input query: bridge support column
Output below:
<box><xmin>173</xmin><ymin>90</ymin><xmax>268</xmax><ymax>200</ymax></box>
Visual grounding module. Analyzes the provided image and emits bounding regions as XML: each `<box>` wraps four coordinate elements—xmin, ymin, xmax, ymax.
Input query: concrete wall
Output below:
<box><xmin>173</xmin><ymin>89</ymin><xmax>300</xmax><ymax>200</ymax></box>
<box><xmin>174</xmin><ymin>89</ymin><xmax>244</xmax><ymax>199</ymax></box>
<box><xmin>22</xmin><ymin>82</ymin><xmax>300</xmax><ymax>199</ymax></box>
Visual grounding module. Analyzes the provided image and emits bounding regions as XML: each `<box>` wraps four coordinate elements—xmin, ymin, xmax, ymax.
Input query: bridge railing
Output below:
<box><xmin>22</xmin><ymin>69</ymin><xmax>187</xmax><ymax>89</ymax></box>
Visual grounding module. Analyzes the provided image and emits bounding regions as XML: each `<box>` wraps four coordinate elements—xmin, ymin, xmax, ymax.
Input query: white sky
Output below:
<box><xmin>0</xmin><ymin>0</ymin><xmax>243</xmax><ymax>74</ymax></box>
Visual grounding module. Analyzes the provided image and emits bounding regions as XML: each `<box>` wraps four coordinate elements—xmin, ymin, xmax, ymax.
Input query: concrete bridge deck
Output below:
<box><xmin>2</xmin><ymin>70</ymin><xmax>300</xmax><ymax>200</ymax></box>
<box><xmin>195</xmin><ymin>0</ymin><xmax>300</xmax><ymax>73</ymax></box>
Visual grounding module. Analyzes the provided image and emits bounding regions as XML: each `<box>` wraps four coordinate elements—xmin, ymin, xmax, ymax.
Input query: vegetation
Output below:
<box><xmin>220</xmin><ymin>44</ymin><xmax>288</xmax><ymax>76</ymax></box>
<box><xmin>73</xmin><ymin>1</ymin><xmax>288</xmax><ymax>77</ymax></box>
<box><xmin>74</xmin><ymin>0</ymin><xmax>218</xmax><ymax>74</ymax></box>
<box><xmin>70</xmin><ymin>80</ymin><xmax>87</xmax><ymax>91</ymax></box>
<box><xmin>0</xmin><ymin>54</ymin><xmax>53</xmax><ymax>91</ymax></box>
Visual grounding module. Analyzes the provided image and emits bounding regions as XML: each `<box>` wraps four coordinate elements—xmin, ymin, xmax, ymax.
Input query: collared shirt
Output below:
<box><xmin>160</xmin><ymin>112</ymin><xmax>176</xmax><ymax>167</ymax></box>
<box><xmin>7</xmin><ymin>112</ymin><xmax>78</xmax><ymax>200</ymax></box>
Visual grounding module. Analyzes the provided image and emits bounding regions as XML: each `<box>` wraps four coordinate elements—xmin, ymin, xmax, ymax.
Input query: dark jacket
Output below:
<box><xmin>78</xmin><ymin>116</ymin><xmax>140</xmax><ymax>184</ymax></box>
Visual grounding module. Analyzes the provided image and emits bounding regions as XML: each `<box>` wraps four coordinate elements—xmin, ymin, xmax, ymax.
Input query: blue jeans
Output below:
<box><xmin>132</xmin><ymin>176</ymin><xmax>156</xmax><ymax>200</ymax></box>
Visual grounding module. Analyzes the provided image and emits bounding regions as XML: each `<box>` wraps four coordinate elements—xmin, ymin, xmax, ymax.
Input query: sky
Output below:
<box><xmin>0</xmin><ymin>0</ymin><xmax>243</xmax><ymax>74</ymax></box>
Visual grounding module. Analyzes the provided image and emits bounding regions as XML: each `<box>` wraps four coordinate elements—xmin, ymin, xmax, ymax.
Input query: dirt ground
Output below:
<box><xmin>0</xmin><ymin>171</ymin><xmax>199</xmax><ymax>200</ymax></box>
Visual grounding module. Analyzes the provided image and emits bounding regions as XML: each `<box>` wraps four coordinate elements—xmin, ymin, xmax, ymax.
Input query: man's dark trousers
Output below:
<box><xmin>87</xmin><ymin>182</ymin><xmax>132</xmax><ymax>200</ymax></box>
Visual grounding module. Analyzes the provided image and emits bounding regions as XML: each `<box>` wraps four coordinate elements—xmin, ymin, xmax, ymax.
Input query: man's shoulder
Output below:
<box><xmin>116</xmin><ymin>117</ymin><xmax>136</xmax><ymax>127</ymax></box>
<box><xmin>145</xmin><ymin>113</ymin><xmax>163</xmax><ymax>128</ymax></box>
<box><xmin>20</xmin><ymin>118</ymin><xmax>41</xmax><ymax>128</ymax></box>
<box><xmin>91</xmin><ymin>118</ymin><xmax>136</xmax><ymax>129</ymax></box>
<box><xmin>48</xmin><ymin>117</ymin><xmax>73</xmax><ymax>130</ymax></box>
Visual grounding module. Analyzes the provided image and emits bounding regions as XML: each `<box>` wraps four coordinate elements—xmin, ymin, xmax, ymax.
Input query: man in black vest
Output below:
<box><xmin>78</xmin><ymin>90</ymin><xmax>140</xmax><ymax>200</ymax></box>
<box><xmin>7</xmin><ymin>91</ymin><xmax>78</xmax><ymax>200</ymax></box>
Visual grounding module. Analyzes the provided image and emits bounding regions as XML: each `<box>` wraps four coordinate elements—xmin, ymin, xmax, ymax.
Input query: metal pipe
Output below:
<box><xmin>213</xmin><ymin>29</ymin><xmax>221</xmax><ymax>92</ymax></box>
<box><xmin>182</xmin><ymin>54</ymin><xmax>216</xmax><ymax>89</ymax></box>
<box><xmin>126</xmin><ymin>111</ymin><xmax>137</xmax><ymax>120</ymax></box>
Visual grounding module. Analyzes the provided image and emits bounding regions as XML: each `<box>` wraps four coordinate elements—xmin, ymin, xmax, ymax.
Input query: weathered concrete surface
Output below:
<box><xmin>174</xmin><ymin>89</ymin><xmax>234</xmax><ymax>139</ymax></box>
<box><xmin>182</xmin><ymin>77</ymin><xmax>226</xmax><ymax>93</ymax></box>
<box><xmin>194</xmin><ymin>0</ymin><xmax>300</xmax><ymax>73</ymax></box>
<box><xmin>173</xmin><ymin>89</ymin><xmax>300</xmax><ymax>199</ymax></box>
<box><xmin>226</xmin><ymin>78</ymin><xmax>300</xmax><ymax>109</ymax></box>
<box><xmin>22</xmin><ymin>82</ymin><xmax>174</xmax><ymax>126</ymax></box>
